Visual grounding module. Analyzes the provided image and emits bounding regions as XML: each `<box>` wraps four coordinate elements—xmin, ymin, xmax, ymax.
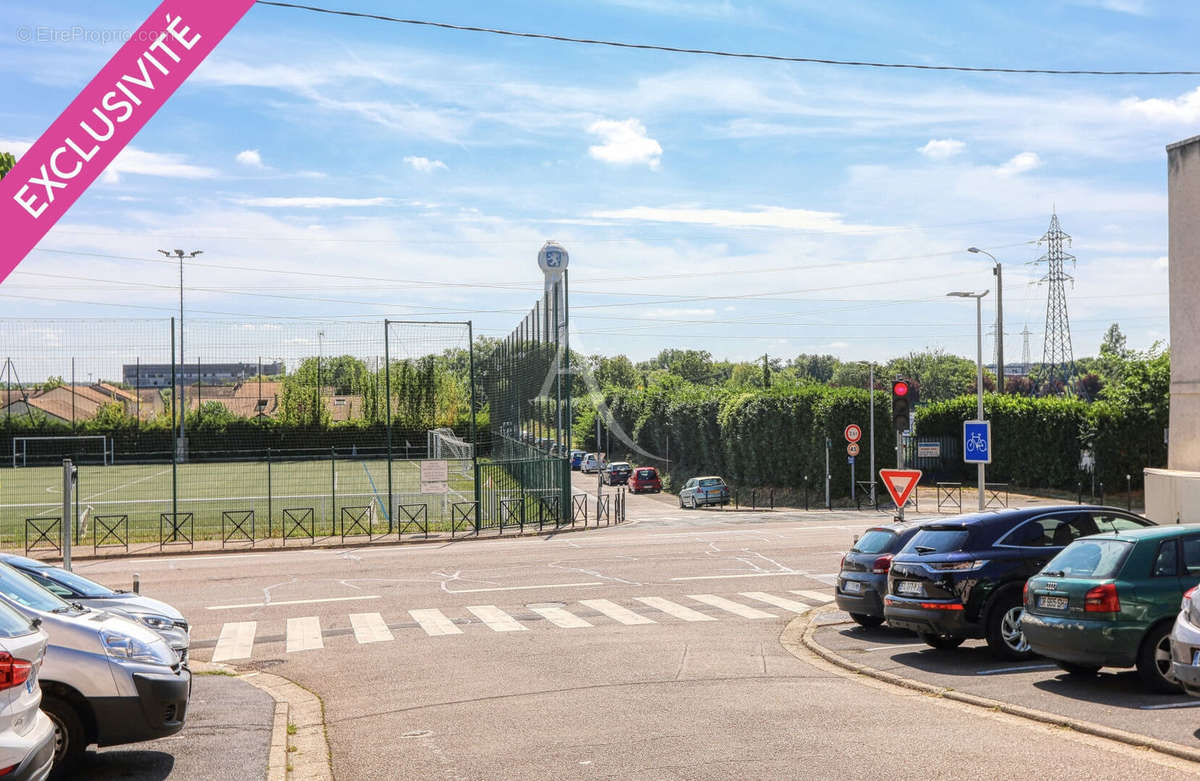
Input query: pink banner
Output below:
<box><xmin>0</xmin><ymin>0</ymin><xmax>255</xmax><ymax>284</ymax></box>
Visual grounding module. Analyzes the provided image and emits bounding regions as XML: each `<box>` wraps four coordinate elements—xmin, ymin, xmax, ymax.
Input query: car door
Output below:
<box><xmin>1147</xmin><ymin>538</ymin><xmax>1189</xmax><ymax>619</ymax></box>
<box><xmin>1006</xmin><ymin>512</ymin><xmax>1093</xmax><ymax>577</ymax></box>
<box><xmin>682</xmin><ymin>478</ymin><xmax>697</xmax><ymax>501</ymax></box>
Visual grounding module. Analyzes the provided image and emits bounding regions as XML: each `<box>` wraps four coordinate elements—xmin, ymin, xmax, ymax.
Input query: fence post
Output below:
<box><xmin>770</xmin><ymin>488</ymin><xmax>774</xmax><ymax>510</ymax></box>
<box><xmin>330</xmin><ymin>446</ymin><xmax>337</xmax><ymax>536</ymax></box>
<box><xmin>804</xmin><ymin>476</ymin><xmax>809</xmax><ymax>511</ymax></box>
<box><xmin>384</xmin><ymin>319</ymin><xmax>394</xmax><ymax>534</ymax></box>
<box><xmin>267</xmin><ymin>447</ymin><xmax>273</xmax><ymax>539</ymax></box>
<box><xmin>1126</xmin><ymin>474</ymin><xmax>1132</xmax><ymax>512</ymax></box>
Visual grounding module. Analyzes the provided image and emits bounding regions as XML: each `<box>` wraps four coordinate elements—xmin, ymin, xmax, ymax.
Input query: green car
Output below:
<box><xmin>1021</xmin><ymin>525</ymin><xmax>1200</xmax><ymax>693</ymax></box>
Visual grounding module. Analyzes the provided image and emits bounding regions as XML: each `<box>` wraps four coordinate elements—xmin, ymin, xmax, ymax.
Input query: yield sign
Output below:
<box><xmin>880</xmin><ymin>469</ymin><xmax>922</xmax><ymax>508</ymax></box>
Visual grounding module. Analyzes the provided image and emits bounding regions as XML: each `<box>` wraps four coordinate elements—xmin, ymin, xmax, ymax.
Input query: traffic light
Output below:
<box><xmin>892</xmin><ymin>378</ymin><xmax>912</xmax><ymax>432</ymax></box>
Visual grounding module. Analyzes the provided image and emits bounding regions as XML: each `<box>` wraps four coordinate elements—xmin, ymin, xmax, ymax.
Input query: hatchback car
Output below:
<box><xmin>884</xmin><ymin>506</ymin><xmax>1153</xmax><ymax>659</ymax></box>
<box><xmin>603</xmin><ymin>462</ymin><xmax>632</xmax><ymax>486</ymax></box>
<box><xmin>1023</xmin><ymin>525</ymin><xmax>1200</xmax><ymax>693</ymax></box>
<box><xmin>0</xmin><ymin>600</ymin><xmax>53</xmax><ymax>781</ymax></box>
<box><xmin>581</xmin><ymin>453</ymin><xmax>602</xmax><ymax>474</ymax></box>
<box><xmin>836</xmin><ymin>521</ymin><xmax>932</xmax><ymax>628</ymax></box>
<box><xmin>569</xmin><ymin>450</ymin><xmax>586</xmax><ymax>470</ymax></box>
<box><xmin>1171</xmin><ymin>586</ymin><xmax>1200</xmax><ymax>697</ymax></box>
<box><xmin>679</xmin><ymin>476</ymin><xmax>730</xmax><ymax>509</ymax></box>
<box><xmin>0</xmin><ymin>555</ymin><xmax>190</xmax><ymax>665</ymax></box>
<box><xmin>628</xmin><ymin>467</ymin><xmax>661</xmax><ymax>494</ymax></box>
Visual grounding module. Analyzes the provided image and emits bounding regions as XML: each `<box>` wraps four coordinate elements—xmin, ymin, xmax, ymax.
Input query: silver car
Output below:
<box><xmin>0</xmin><ymin>556</ymin><xmax>189</xmax><ymax>665</ymax></box>
<box><xmin>0</xmin><ymin>600</ymin><xmax>54</xmax><ymax>781</ymax></box>
<box><xmin>1170</xmin><ymin>585</ymin><xmax>1200</xmax><ymax>696</ymax></box>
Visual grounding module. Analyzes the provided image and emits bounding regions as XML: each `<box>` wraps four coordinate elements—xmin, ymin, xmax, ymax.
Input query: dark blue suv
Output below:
<box><xmin>883</xmin><ymin>506</ymin><xmax>1153</xmax><ymax>659</ymax></box>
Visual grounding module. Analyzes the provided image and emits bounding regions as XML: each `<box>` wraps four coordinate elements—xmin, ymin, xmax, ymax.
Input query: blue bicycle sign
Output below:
<box><xmin>963</xmin><ymin>420</ymin><xmax>991</xmax><ymax>464</ymax></box>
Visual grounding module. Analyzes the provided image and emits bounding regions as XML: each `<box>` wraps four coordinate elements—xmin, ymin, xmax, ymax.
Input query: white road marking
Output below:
<box><xmin>467</xmin><ymin>605</ymin><xmax>528</xmax><ymax>632</ymax></box>
<box><xmin>864</xmin><ymin>643</ymin><xmax>929</xmax><ymax>653</ymax></box>
<box><xmin>1139</xmin><ymin>701</ymin><xmax>1200</xmax><ymax>710</ymax></box>
<box><xmin>687</xmin><ymin>594</ymin><xmax>774</xmax><ymax>619</ymax></box>
<box><xmin>207</xmin><ymin>595</ymin><xmax>381</xmax><ymax>611</ymax></box>
<box><xmin>789</xmin><ymin>590</ymin><xmax>834</xmax><ymax>604</ymax></box>
<box><xmin>671</xmin><ymin>572</ymin><xmax>799</xmax><ymax>581</ymax></box>
<box><xmin>529</xmin><ymin>605</ymin><xmax>592</xmax><ymax>629</ymax></box>
<box><xmin>409</xmin><ymin>609</ymin><xmax>461</xmax><ymax>636</ymax></box>
<box><xmin>286</xmin><ymin>616</ymin><xmax>323</xmax><ymax>653</ymax></box>
<box><xmin>444</xmin><ymin>581</ymin><xmax>604</xmax><ymax>594</ymax></box>
<box><xmin>975</xmin><ymin>664</ymin><xmax>1058</xmax><ymax>676</ymax></box>
<box><xmin>349</xmin><ymin>612</ymin><xmax>394</xmax><ymax>644</ymax></box>
<box><xmin>579</xmin><ymin>599</ymin><xmax>656</xmax><ymax>625</ymax></box>
<box><xmin>634</xmin><ymin>597</ymin><xmax>715</xmax><ymax>622</ymax></box>
<box><xmin>211</xmin><ymin>621</ymin><xmax>256</xmax><ymax>662</ymax></box>
<box><xmin>739</xmin><ymin>592</ymin><xmax>815</xmax><ymax>614</ymax></box>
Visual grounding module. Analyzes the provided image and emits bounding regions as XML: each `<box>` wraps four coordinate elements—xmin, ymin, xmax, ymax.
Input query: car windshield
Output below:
<box><xmin>636</xmin><ymin>469</ymin><xmax>656</xmax><ymax>479</ymax></box>
<box><xmin>30</xmin><ymin>566</ymin><xmax>116</xmax><ymax>598</ymax></box>
<box><xmin>0</xmin><ymin>600</ymin><xmax>35</xmax><ymax>639</ymax></box>
<box><xmin>611</xmin><ymin>463</ymin><xmax>630</xmax><ymax>470</ymax></box>
<box><xmin>0</xmin><ymin>563</ymin><xmax>73</xmax><ymax>612</ymax></box>
<box><xmin>904</xmin><ymin>528</ymin><xmax>970</xmax><ymax>554</ymax></box>
<box><xmin>1042</xmin><ymin>539</ymin><xmax>1133</xmax><ymax>579</ymax></box>
<box><xmin>851</xmin><ymin>530</ymin><xmax>898</xmax><ymax>555</ymax></box>
<box><xmin>699</xmin><ymin>478</ymin><xmax>724</xmax><ymax>487</ymax></box>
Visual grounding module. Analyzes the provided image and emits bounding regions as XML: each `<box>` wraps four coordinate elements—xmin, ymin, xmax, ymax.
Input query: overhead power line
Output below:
<box><xmin>255</xmin><ymin>1</ymin><xmax>1200</xmax><ymax>76</ymax></box>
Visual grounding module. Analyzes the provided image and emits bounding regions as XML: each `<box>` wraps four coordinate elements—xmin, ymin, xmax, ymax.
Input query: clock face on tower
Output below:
<box><xmin>538</xmin><ymin>242</ymin><xmax>569</xmax><ymax>274</ymax></box>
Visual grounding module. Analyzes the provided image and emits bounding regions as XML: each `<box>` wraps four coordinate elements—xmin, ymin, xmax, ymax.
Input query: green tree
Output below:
<box><xmin>886</xmin><ymin>349</ymin><xmax>986</xmax><ymax>403</ymax></box>
<box><xmin>643</xmin><ymin>349</ymin><xmax>715</xmax><ymax>384</ymax></box>
<box><xmin>0</xmin><ymin>152</ymin><xmax>15</xmax><ymax>181</ymax></box>
<box><xmin>788</xmin><ymin>354</ymin><xmax>838</xmax><ymax>383</ymax></box>
<box><xmin>590</xmin><ymin>354</ymin><xmax>639</xmax><ymax>389</ymax></box>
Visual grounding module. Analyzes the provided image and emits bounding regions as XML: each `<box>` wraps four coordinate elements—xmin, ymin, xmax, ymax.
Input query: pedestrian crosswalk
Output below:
<box><xmin>205</xmin><ymin>589</ymin><xmax>833</xmax><ymax>663</ymax></box>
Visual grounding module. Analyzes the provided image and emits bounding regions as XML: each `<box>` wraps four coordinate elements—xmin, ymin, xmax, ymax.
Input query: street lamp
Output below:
<box><xmin>158</xmin><ymin>249</ymin><xmax>202</xmax><ymax>461</ymax></box>
<box><xmin>967</xmin><ymin>247</ymin><xmax>1004</xmax><ymax>392</ymax></box>
<box><xmin>948</xmin><ymin>290</ymin><xmax>989</xmax><ymax>510</ymax></box>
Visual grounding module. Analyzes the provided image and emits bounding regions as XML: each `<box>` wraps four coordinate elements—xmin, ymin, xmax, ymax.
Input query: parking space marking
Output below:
<box><xmin>687</xmin><ymin>594</ymin><xmax>774</xmax><ymax>619</ymax></box>
<box><xmin>634</xmin><ymin>596</ymin><xmax>716</xmax><ymax>622</ymax></box>
<box><xmin>207</xmin><ymin>595</ymin><xmax>381</xmax><ymax>611</ymax></box>
<box><xmin>212</xmin><ymin>621</ymin><xmax>256</xmax><ymax>662</ymax></box>
<box><xmin>739</xmin><ymin>592</ymin><xmax>815</xmax><ymax>614</ymax></box>
<box><xmin>1138</xmin><ymin>701</ymin><xmax>1200</xmax><ymax>710</ymax></box>
<box><xmin>529</xmin><ymin>605</ymin><xmax>592</xmax><ymax>629</ymax></box>
<box><xmin>580</xmin><ymin>599</ymin><xmax>657</xmax><ymax>625</ymax></box>
<box><xmin>863</xmin><ymin>643</ymin><xmax>928</xmax><ymax>653</ymax></box>
<box><xmin>349</xmin><ymin>612</ymin><xmax>393</xmax><ymax>644</ymax></box>
<box><xmin>975</xmin><ymin>664</ymin><xmax>1058</xmax><ymax>676</ymax></box>
<box><xmin>467</xmin><ymin>605</ymin><xmax>528</xmax><ymax>632</ymax></box>
<box><xmin>789</xmin><ymin>590</ymin><xmax>834</xmax><ymax>604</ymax></box>
<box><xmin>286</xmin><ymin>616</ymin><xmax>324</xmax><ymax>652</ymax></box>
<box><xmin>410</xmin><ymin>609</ymin><xmax>462</xmax><ymax>636</ymax></box>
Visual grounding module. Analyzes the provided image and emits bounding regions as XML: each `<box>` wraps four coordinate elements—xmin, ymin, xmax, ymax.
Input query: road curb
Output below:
<box><xmin>786</xmin><ymin>606</ymin><xmax>1200</xmax><ymax>766</ymax></box>
<box><xmin>196</xmin><ymin>661</ymin><xmax>333</xmax><ymax>780</ymax></box>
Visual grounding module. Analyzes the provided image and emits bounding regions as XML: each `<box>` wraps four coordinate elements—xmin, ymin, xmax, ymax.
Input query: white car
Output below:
<box><xmin>581</xmin><ymin>453</ymin><xmax>603</xmax><ymax>474</ymax></box>
<box><xmin>1170</xmin><ymin>585</ymin><xmax>1200</xmax><ymax>696</ymax></box>
<box><xmin>0</xmin><ymin>599</ymin><xmax>54</xmax><ymax>780</ymax></box>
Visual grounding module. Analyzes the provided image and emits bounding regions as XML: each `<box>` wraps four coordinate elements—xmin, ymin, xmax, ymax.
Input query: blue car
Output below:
<box><xmin>570</xmin><ymin>450</ymin><xmax>586</xmax><ymax>470</ymax></box>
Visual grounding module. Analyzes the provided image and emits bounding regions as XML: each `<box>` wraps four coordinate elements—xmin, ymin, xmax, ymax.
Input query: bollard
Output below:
<box><xmin>1077</xmin><ymin>482</ymin><xmax>1082</xmax><ymax>505</ymax></box>
<box><xmin>751</xmin><ymin>489</ymin><xmax>756</xmax><ymax>510</ymax></box>
<box><xmin>1099</xmin><ymin>482</ymin><xmax>1104</xmax><ymax>506</ymax></box>
<box><xmin>1126</xmin><ymin>474</ymin><xmax>1132</xmax><ymax>512</ymax></box>
<box><xmin>133</xmin><ymin>573</ymin><xmax>140</xmax><ymax>594</ymax></box>
<box><xmin>734</xmin><ymin>490</ymin><xmax>739</xmax><ymax>510</ymax></box>
<box><xmin>770</xmin><ymin>488</ymin><xmax>774</xmax><ymax>510</ymax></box>
<box><xmin>804</xmin><ymin>477</ymin><xmax>809</xmax><ymax>511</ymax></box>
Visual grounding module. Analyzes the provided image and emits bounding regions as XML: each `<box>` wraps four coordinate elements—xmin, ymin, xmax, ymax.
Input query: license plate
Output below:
<box><xmin>896</xmin><ymin>580</ymin><xmax>923</xmax><ymax>596</ymax></box>
<box><xmin>843</xmin><ymin>580</ymin><xmax>863</xmax><ymax>594</ymax></box>
<box><xmin>1038</xmin><ymin>595</ymin><xmax>1068</xmax><ymax>610</ymax></box>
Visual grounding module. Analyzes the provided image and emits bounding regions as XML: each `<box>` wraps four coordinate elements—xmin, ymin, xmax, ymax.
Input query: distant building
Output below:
<box><xmin>122</xmin><ymin>361</ymin><xmax>284</xmax><ymax>388</ymax></box>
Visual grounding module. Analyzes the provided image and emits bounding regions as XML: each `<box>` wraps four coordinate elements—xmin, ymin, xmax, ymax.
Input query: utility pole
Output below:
<box><xmin>948</xmin><ymin>290</ymin><xmax>989</xmax><ymax>511</ymax></box>
<box><xmin>1034</xmin><ymin>212</ymin><xmax>1077</xmax><ymax>391</ymax></box>
<box><xmin>158</xmin><ymin>249</ymin><xmax>202</xmax><ymax>462</ymax></box>
<box><xmin>868</xmin><ymin>362</ymin><xmax>875</xmax><ymax>506</ymax></box>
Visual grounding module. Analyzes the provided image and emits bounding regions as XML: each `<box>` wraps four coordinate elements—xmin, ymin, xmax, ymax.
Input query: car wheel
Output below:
<box><xmin>919</xmin><ymin>633</ymin><xmax>965</xmax><ymax>650</ymax></box>
<box><xmin>1056</xmin><ymin>661</ymin><xmax>1101</xmax><ymax>676</ymax></box>
<box><xmin>1137</xmin><ymin>622</ymin><xmax>1183</xmax><ymax>694</ymax></box>
<box><xmin>850</xmin><ymin>613</ymin><xmax>885</xmax><ymax>629</ymax></box>
<box><xmin>43</xmin><ymin>695</ymin><xmax>86</xmax><ymax>778</ymax></box>
<box><xmin>985</xmin><ymin>595</ymin><xmax>1034</xmax><ymax>660</ymax></box>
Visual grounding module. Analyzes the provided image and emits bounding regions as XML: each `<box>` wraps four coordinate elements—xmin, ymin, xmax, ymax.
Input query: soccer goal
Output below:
<box><xmin>12</xmin><ymin>435</ymin><xmax>112</xmax><ymax>467</ymax></box>
<box><xmin>427</xmin><ymin>428</ymin><xmax>473</xmax><ymax>474</ymax></box>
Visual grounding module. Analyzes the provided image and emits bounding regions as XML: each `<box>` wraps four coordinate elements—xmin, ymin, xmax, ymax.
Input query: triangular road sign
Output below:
<box><xmin>880</xmin><ymin>468</ymin><xmax>922</xmax><ymax>508</ymax></box>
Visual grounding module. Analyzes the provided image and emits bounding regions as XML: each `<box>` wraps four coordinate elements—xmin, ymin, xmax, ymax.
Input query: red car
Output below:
<box><xmin>628</xmin><ymin>467</ymin><xmax>662</xmax><ymax>494</ymax></box>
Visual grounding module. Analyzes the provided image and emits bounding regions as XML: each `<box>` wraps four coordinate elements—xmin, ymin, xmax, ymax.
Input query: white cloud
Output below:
<box><xmin>94</xmin><ymin>148</ymin><xmax>218</xmax><ymax>184</ymax></box>
<box><xmin>236</xmin><ymin>149</ymin><xmax>265</xmax><ymax>168</ymax></box>
<box><xmin>1069</xmin><ymin>0</ymin><xmax>1149</xmax><ymax>14</ymax></box>
<box><xmin>918</xmin><ymin>139</ymin><xmax>965</xmax><ymax>160</ymax></box>
<box><xmin>233</xmin><ymin>196</ymin><xmax>393</xmax><ymax>208</ymax></box>
<box><xmin>1122</xmin><ymin>86</ymin><xmax>1200</xmax><ymax>123</ymax></box>
<box><xmin>590</xmin><ymin>205</ymin><xmax>887</xmax><ymax>233</ymax></box>
<box><xmin>404</xmin><ymin>156</ymin><xmax>447</xmax><ymax>173</ymax></box>
<box><xmin>996</xmin><ymin>152</ymin><xmax>1042</xmax><ymax>177</ymax></box>
<box><xmin>587</xmin><ymin>119</ymin><xmax>662</xmax><ymax>169</ymax></box>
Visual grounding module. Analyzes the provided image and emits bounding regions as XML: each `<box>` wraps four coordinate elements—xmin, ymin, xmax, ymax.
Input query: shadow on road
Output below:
<box><xmin>77</xmin><ymin>750</ymin><xmax>175</xmax><ymax>780</ymax></box>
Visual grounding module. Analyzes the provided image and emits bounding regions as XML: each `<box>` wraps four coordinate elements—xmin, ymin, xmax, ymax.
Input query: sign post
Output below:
<box><xmin>963</xmin><ymin>420</ymin><xmax>991</xmax><ymax>511</ymax></box>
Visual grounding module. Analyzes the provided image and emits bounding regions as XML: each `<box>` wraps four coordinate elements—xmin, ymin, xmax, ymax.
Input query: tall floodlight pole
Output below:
<box><xmin>968</xmin><ymin>247</ymin><xmax>1003</xmax><ymax>393</ymax></box>
<box><xmin>158</xmin><ymin>249</ymin><xmax>202</xmax><ymax>462</ymax></box>
<box><xmin>948</xmin><ymin>290</ymin><xmax>989</xmax><ymax>510</ymax></box>
<box><xmin>868</xmin><ymin>362</ymin><xmax>875</xmax><ymax>506</ymax></box>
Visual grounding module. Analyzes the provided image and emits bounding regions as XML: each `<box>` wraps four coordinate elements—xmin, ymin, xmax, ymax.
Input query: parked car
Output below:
<box><xmin>1023</xmin><ymin>525</ymin><xmax>1200</xmax><ymax>693</ymax></box>
<box><xmin>0</xmin><ymin>599</ymin><xmax>54</xmax><ymax>781</ymax></box>
<box><xmin>628</xmin><ymin>467</ymin><xmax>661</xmax><ymax>494</ymax></box>
<box><xmin>581</xmin><ymin>453</ymin><xmax>602</xmax><ymax>474</ymax></box>
<box><xmin>570</xmin><ymin>450</ymin><xmax>586</xmax><ymax>470</ymax></box>
<box><xmin>884</xmin><ymin>506</ymin><xmax>1153</xmax><ymax>659</ymax></box>
<box><xmin>0</xmin><ymin>563</ymin><xmax>190</xmax><ymax>775</ymax></box>
<box><xmin>679</xmin><ymin>476</ymin><xmax>730</xmax><ymax>509</ymax></box>
<box><xmin>1171</xmin><ymin>585</ymin><xmax>1200</xmax><ymax>697</ymax></box>
<box><xmin>836</xmin><ymin>521</ymin><xmax>932</xmax><ymax>628</ymax></box>
<box><xmin>603</xmin><ymin>462</ymin><xmax>632</xmax><ymax>486</ymax></box>
<box><xmin>0</xmin><ymin>554</ymin><xmax>190</xmax><ymax>665</ymax></box>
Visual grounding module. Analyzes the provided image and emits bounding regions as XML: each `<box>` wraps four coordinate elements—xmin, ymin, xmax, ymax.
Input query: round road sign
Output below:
<box><xmin>847</xmin><ymin>442</ymin><xmax>861</xmax><ymax>457</ymax></box>
<box><xmin>844</xmin><ymin>424</ymin><xmax>862</xmax><ymax>443</ymax></box>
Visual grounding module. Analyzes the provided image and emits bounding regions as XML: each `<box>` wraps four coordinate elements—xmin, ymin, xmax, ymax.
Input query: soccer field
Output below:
<box><xmin>0</xmin><ymin>458</ymin><xmax>476</xmax><ymax>549</ymax></box>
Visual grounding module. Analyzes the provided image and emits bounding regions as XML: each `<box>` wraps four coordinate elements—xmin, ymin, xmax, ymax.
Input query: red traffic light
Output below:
<box><xmin>892</xmin><ymin>380</ymin><xmax>909</xmax><ymax>397</ymax></box>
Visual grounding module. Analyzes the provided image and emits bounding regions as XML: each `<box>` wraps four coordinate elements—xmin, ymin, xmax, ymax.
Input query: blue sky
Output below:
<box><xmin>2</xmin><ymin>0</ymin><xmax>1197</xmax><ymax>378</ymax></box>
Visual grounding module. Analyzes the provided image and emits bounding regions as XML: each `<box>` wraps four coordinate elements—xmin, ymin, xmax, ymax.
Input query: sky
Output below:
<box><xmin>2</xmin><ymin>0</ymin><xmax>1197</xmax><ymax>380</ymax></box>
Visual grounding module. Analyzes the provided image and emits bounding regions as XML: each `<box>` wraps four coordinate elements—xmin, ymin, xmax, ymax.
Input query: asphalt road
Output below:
<box><xmin>67</xmin><ymin>490</ymin><xmax>1200</xmax><ymax>779</ymax></box>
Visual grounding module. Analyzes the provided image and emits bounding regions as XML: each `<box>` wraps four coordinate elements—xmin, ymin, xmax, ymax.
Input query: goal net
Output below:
<box><xmin>427</xmin><ymin>428</ymin><xmax>473</xmax><ymax>474</ymax></box>
<box><xmin>12</xmin><ymin>435</ymin><xmax>112</xmax><ymax>467</ymax></box>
